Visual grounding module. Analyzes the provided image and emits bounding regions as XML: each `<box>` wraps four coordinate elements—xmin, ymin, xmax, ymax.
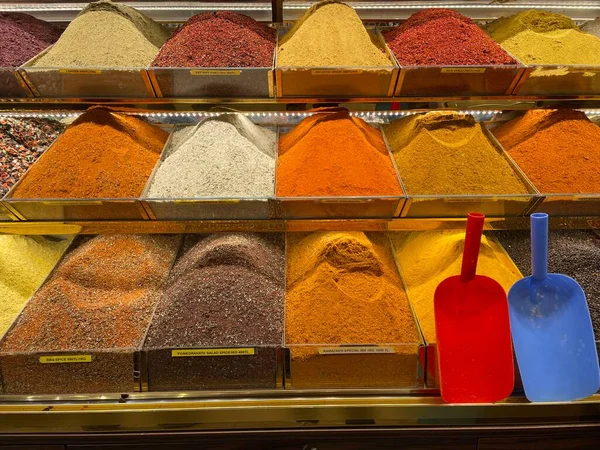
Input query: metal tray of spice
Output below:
<box><xmin>396</xmin><ymin>125</ymin><xmax>541</xmax><ymax>218</ymax></box>
<box><xmin>512</xmin><ymin>65</ymin><xmax>600</xmax><ymax>96</ymax></box>
<box><xmin>284</xmin><ymin>232</ymin><xmax>425</xmax><ymax>390</ymax></box>
<box><xmin>275</xmin><ymin>28</ymin><xmax>398</xmax><ymax>98</ymax></box>
<box><xmin>141</xmin><ymin>122</ymin><xmax>277</xmax><ymax>220</ymax></box>
<box><xmin>0</xmin><ymin>234</ymin><xmax>182</xmax><ymax>395</ymax></box>
<box><xmin>532</xmin><ymin>193</ymin><xmax>600</xmax><ymax>217</ymax></box>
<box><xmin>141</xmin><ymin>233</ymin><xmax>285</xmax><ymax>392</ymax></box>
<box><xmin>19</xmin><ymin>47</ymin><xmax>155</xmax><ymax>98</ymax></box>
<box><xmin>276</xmin><ymin>124</ymin><xmax>407</xmax><ymax>219</ymax></box>
<box><xmin>0</xmin><ymin>68</ymin><xmax>33</xmax><ymax>98</ymax></box>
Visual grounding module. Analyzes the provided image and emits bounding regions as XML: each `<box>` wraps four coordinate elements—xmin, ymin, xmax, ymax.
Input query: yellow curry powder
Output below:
<box><xmin>391</xmin><ymin>231</ymin><xmax>522</xmax><ymax>344</ymax></box>
<box><xmin>285</xmin><ymin>231</ymin><xmax>421</xmax><ymax>388</ymax></box>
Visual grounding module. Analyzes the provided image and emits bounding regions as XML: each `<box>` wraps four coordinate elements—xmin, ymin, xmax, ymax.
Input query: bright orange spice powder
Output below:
<box><xmin>276</xmin><ymin>110</ymin><xmax>403</xmax><ymax>197</ymax></box>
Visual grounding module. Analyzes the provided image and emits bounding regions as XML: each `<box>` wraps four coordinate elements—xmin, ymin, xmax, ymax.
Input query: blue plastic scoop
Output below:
<box><xmin>508</xmin><ymin>213</ymin><xmax>600</xmax><ymax>402</ymax></box>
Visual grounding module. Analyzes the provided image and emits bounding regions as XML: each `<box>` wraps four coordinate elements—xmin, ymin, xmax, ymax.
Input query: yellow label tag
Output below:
<box><xmin>59</xmin><ymin>69</ymin><xmax>102</xmax><ymax>75</ymax></box>
<box><xmin>318</xmin><ymin>346</ymin><xmax>396</xmax><ymax>355</ymax></box>
<box><xmin>172</xmin><ymin>348</ymin><xmax>255</xmax><ymax>357</ymax></box>
<box><xmin>42</xmin><ymin>200</ymin><xmax>103</xmax><ymax>206</ymax></box>
<box><xmin>312</xmin><ymin>69</ymin><xmax>363</xmax><ymax>75</ymax></box>
<box><xmin>190</xmin><ymin>70</ymin><xmax>241</xmax><ymax>76</ymax></box>
<box><xmin>40</xmin><ymin>355</ymin><xmax>92</xmax><ymax>364</ymax></box>
<box><xmin>173</xmin><ymin>199</ymin><xmax>241</xmax><ymax>204</ymax></box>
<box><xmin>441</xmin><ymin>68</ymin><xmax>486</xmax><ymax>74</ymax></box>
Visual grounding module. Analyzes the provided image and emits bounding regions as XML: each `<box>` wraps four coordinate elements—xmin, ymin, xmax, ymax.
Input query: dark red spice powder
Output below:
<box><xmin>0</xmin><ymin>12</ymin><xmax>61</xmax><ymax>67</ymax></box>
<box><xmin>383</xmin><ymin>9</ymin><xmax>516</xmax><ymax>66</ymax></box>
<box><xmin>152</xmin><ymin>11</ymin><xmax>276</xmax><ymax>68</ymax></box>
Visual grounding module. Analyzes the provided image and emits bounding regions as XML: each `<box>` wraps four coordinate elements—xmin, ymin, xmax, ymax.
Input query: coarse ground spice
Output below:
<box><xmin>0</xmin><ymin>234</ymin><xmax>180</xmax><ymax>394</ymax></box>
<box><xmin>0</xmin><ymin>13</ymin><xmax>61</xmax><ymax>67</ymax></box>
<box><xmin>153</xmin><ymin>12</ymin><xmax>275</xmax><ymax>68</ymax></box>
<box><xmin>276</xmin><ymin>111</ymin><xmax>403</xmax><ymax>197</ymax></box>
<box><xmin>494</xmin><ymin>230</ymin><xmax>600</xmax><ymax>341</ymax></box>
<box><xmin>147</xmin><ymin>114</ymin><xmax>275</xmax><ymax>198</ymax></box>
<box><xmin>285</xmin><ymin>232</ymin><xmax>421</xmax><ymax>388</ymax></box>
<box><xmin>0</xmin><ymin>235</ymin><xmax>72</xmax><ymax>337</ymax></box>
<box><xmin>581</xmin><ymin>17</ymin><xmax>600</xmax><ymax>38</ymax></box>
<box><xmin>491</xmin><ymin>110</ymin><xmax>600</xmax><ymax>194</ymax></box>
<box><xmin>486</xmin><ymin>10</ymin><xmax>600</xmax><ymax>65</ymax></box>
<box><xmin>0</xmin><ymin>117</ymin><xmax>65</xmax><ymax>197</ymax></box>
<box><xmin>383</xmin><ymin>112</ymin><xmax>528</xmax><ymax>195</ymax></box>
<box><xmin>144</xmin><ymin>233</ymin><xmax>285</xmax><ymax>391</ymax></box>
<box><xmin>383</xmin><ymin>9</ymin><xmax>515</xmax><ymax>66</ymax></box>
<box><xmin>391</xmin><ymin>231</ymin><xmax>522</xmax><ymax>344</ymax></box>
<box><xmin>32</xmin><ymin>0</ymin><xmax>169</xmax><ymax>67</ymax></box>
<box><xmin>277</xmin><ymin>0</ymin><xmax>391</xmax><ymax>67</ymax></box>
<box><xmin>10</xmin><ymin>107</ymin><xmax>167</xmax><ymax>199</ymax></box>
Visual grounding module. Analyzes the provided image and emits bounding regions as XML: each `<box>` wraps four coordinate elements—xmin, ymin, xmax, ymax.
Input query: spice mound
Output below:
<box><xmin>0</xmin><ymin>12</ymin><xmax>61</xmax><ymax>67</ymax></box>
<box><xmin>0</xmin><ymin>234</ymin><xmax>180</xmax><ymax>395</ymax></box>
<box><xmin>383</xmin><ymin>9</ymin><xmax>515</xmax><ymax>66</ymax></box>
<box><xmin>285</xmin><ymin>231</ymin><xmax>420</xmax><ymax>388</ymax></box>
<box><xmin>277</xmin><ymin>0</ymin><xmax>391</xmax><ymax>67</ymax></box>
<box><xmin>0</xmin><ymin>117</ymin><xmax>65</xmax><ymax>197</ymax></box>
<box><xmin>384</xmin><ymin>112</ymin><xmax>529</xmax><ymax>195</ymax></box>
<box><xmin>391</xmin><ymin>231</ymin><xmax>522</xmax><ymax>344</ymax></box>
<box><xmin>147</xmin><ymin>114</ymin><xmax>276</xmax><ymax>198</ymax></box>
<box><xmin>153</xmin><ymin>12</ymin><xmax>275</xmax><ymax>67</ymax></box>
<box><xmin>491</xmin><ymin>109</ymin><xmax>600</xmax><ymax>194</ymax></box>
<box><xmin>10</xmin><ymin>107</ymin><xmax>167</xmax><ymax>199</ymax></box>
<box><xmin>32</xmin><ymin>0</ymin><xmax>169</xmax><ymax>67</ymax></box>
<box><xmin>485</xmin><ymin>10</ymin><xmax>600</xmax><ymax>65</ymax></box>
<box><xmin>144</xmin><ymin>233</ymin><xmax>285</xmax><ymax>390</ymax></box>
<box><xmin>0</xmin><ymin>235</ymin><xmax>72</xmax><ymax>336</ymax></box>
<box><xmin>494</xmin><ymin>230</ymin><xmax>600</xmax><ymax>340</ymax></box>
<box><xmin>276</xmin><ymin>111</ymin><xmax>402</xmax><ymax>197</ymax></box>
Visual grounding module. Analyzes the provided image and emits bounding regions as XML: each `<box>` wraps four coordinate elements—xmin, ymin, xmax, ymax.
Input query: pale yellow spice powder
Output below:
<box><xmin>0</xmin><ymin>235</ymin><xmax>72</xmax><ymax>336</ymax></box>
<box><xmin>391</xmin><ymin>231</ymin><xmax>522</xmax><ymax>344</ymax></box>
<box><xmin>277</xmin><ymin>1</ymin><xmax>391</xmax><ymax>67</ymax></box>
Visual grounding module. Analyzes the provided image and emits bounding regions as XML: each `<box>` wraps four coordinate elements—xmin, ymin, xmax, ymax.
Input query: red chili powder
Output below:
<box><xmin>152</xmin><ymin>11</ymin><xmax>276</xmax><ymax>68</ymax></box>
<box><xmin>10</xmin><ymin>106</ymin><xmax>167</xmax><ymax>199</ymax></box>
<box><xmin>383</xmin><ymin>9</ymin><xmax>516</xmax><ymax>66</ymax></box>
<box><xmin>276</xmin><ymin>110</ymin><xmax>403</xmax><ymax>197</ymax></box>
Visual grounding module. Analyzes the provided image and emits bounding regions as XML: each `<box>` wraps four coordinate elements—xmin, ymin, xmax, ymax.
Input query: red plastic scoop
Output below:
<box><xmin>434</xmin><ymin>213</ymin><xmax>514</xmax><ymax>403</ymax></box>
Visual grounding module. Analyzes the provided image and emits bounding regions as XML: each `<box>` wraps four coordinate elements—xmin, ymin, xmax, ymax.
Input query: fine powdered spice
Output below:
<box><xmin>486</xmin><ymin>10</ymin><xmax>600</xmax><ymax>65</ymax></box>
<box><xmin>383</xmin><ymin>9</ymin><xmax>515</xmax><ymax>66</ymax></box>
<box><xmin>32</xmin><ymin>0</ymin><xmax>169</xmax><ymax>67</ymax></box>
<box><xmin>391</xmin><ymin>231</ymin><xmax>522</xmax><ymax>344</ymax></box>
<box><xmin>144</xmin><ymin>233</ymin><xmax>284</xmax><ymax>391</ymax></box>
<box><xmin>494</xmin><ymin>230</ymin><xmax>600</xmax><ymax>340</ymax></box>
<box><xmin>153</xmin><ymin>12</ymin><xmax>275</xmax><ymax>67</ymax></box>
<box><xmin>286</xmin><ymin>232</ymin><xmax>421</xmax><ymax>388</ymax></box>
<box><xmin>581</xmin><ymin>17</ymin><xmax>600</xmax><ymax>38</ymax></box>
<box><xmin>0</xmin><ymin>117</ymin><xmax>65</xmax><ymax>197</ymax></box>
<box><xmin>0</xmin><ymin>234</ymin><xmax>180</xmax><ymax>394</ymax></box>
<box><xmin>147</xmin><ymin>114</ymin><xmax>275</xmax><ymax>198</ymax></box>
<box><xmin>278</xmin><ymin>0</ymin><xmax>391</xmax><ymax>67</ymax></box>
<box><xmin>276</xmin><ymin>110</ymin><xmax>402</xmax><ymax>197</ymax></box>
<box><xmin>384</xmin><ymin>112</ymin><xmax>528</xmax><ymax>195</ymax></box>
<box><xmin>10</xmin><ymin>107</ymin><xmax>167</xmax><ymax>199</ymax></box>
<box><xmin>0</xmin><ymin>235</ymin><xmax>72</xmax><ymax>337</ymax></box>
<box><xmin>492</xmin><ymin>110</ymin><xmax>600</xmax><ymax>194</ymax></box>
<box><xmin>0</xmin><ymin>13</ymin><xmax>61</xmax><ymax>67</ymax></box>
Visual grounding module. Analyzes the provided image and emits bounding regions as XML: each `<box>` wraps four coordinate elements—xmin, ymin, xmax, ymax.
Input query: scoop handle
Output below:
<box><xmin>531</xmin><ymin>213</ymin><xmax>549</xmax><ymax>281</ymax></box>
<box><xmin>461</xmin><ymin>213</ymin><xmax>485</xmax><ymax>282</ymax></box>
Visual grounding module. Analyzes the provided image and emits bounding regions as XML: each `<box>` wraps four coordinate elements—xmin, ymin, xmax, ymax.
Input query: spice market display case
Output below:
<box><xmin>141</xmin><ymin>124</ymin><xmax>277</xmax><ymax>220</ymax></box>
<box><xmin>19</xmin><ymin>48</ymin><xmax>155</xmax><ymax>98</ymax></box>
<box><xmin>512</xmin><ymin>65</ymin><xmax>600</xmax><ymax>96</ymax></box>
<box><xmin>0</xmin><ymin>68</ymin><xmax>33</xmax><ymax>98</ymax></box>
<box><xmin>396</xmin><ymin>125</ymin><xmax>542</xmax><ymax>218</ymax></box>
<box><xmin>276</xmin><ymin>124</ymin><xmax>407</xmax><ymax>219</ymax></box>
<box><xmin>533</xmin><ymin>194</ymin><xmax>600</xmax><ymax>216</ymax></box>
